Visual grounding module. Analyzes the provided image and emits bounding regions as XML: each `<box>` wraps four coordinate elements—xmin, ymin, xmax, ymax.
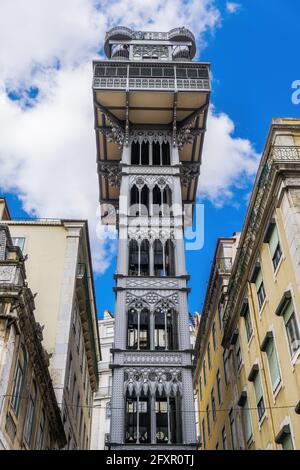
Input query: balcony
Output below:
<box><xmin>217</xmin><ymin>257</ymin><xmax>233</xmax><ymax>275</ymax></box>
<box><xmin>0</xmin><ymin>261</ymin><xmax>25</xmax><ymax>287</ymax></box>
<box><xmin>93</xmin><ymin>63</ymin><xmax>210</xmax><ymax>92</ymax></box>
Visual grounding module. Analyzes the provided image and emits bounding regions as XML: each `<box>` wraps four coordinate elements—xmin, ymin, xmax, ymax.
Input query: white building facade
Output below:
<box><xmin>91</xmin><ymin>310</ymin><xmax>114</xmax><ymax>449</ymax></box>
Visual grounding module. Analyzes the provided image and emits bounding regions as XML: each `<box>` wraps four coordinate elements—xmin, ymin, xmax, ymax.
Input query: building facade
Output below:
<box><xmin>3</xmin><ymin>217</ymin><xmax>101</xmax><ymax>449</ymax></box>
<box><xmin>93</xmin><ymin>26</ymin><xmax>210</xmax><ymax>448</ymax></box>
<box><xmin>91</xmin><ymin>310</ymin><xmax>114</xmax><ymax>450</ymax></box>
<box><xmin>193</xmin><ymin>236</ymin><xmax>240</xmax><ymax>450</ymax></box>
<box><xmin>194</xmin><ymin>118</ymin><xmax>300</xmax><ymax>450</ymax></box>
<box><xmin>0</xmin><ymin>220</ymin><xmax>65</xmax><ymax>449</ymax></box>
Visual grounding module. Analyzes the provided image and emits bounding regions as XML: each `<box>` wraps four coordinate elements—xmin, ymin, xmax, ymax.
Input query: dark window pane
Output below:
<box><xmin>176</xmin><ymin>68</ymin><xmax>187</xmax><ymax>78</ymax></box>
<box><xmin>164</xmin><ymin>68</ymin><xmax>174</xmax><ymax>77</ymax></box>
<box><xmin>187</xmin><ymin>69</ymin><xmax>197</xmax><ymax>78</ymax></box>
<box><xmin>152</xmin><ymin>68</ymin><xmax>163</xmax><ymax>77</ymax></box>
<box><xmin>105</xmin><ymin>67</ymin><xmax>116</xmax><ymax>76</ymax></box>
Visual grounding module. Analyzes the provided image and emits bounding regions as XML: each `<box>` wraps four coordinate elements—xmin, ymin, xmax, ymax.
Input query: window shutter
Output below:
<box><xmin>254</xmin><ymin>374</ymin><xmax>262</xmax><ymax>402</ymax></box>
<box><xmin>269</xmin><ymin>225</ymin><xmax>279</xmax><ymax>257</ymax></box>
<box><xmin>266</xmin><ymin>339</ymin><xmax>281</xmax><ymax>389</ymax></box>
<box><xmin>255</xmin><ymin>270</ymin><xmax>263</xmax><ymax>291</ymax></box>
<box><xmin>283</xmin><ymin>300</ymin><xmax>294</xmax><ymax>325</ymax></box>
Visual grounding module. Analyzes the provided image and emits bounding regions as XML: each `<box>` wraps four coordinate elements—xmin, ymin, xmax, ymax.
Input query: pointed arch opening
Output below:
<box><xmin>162</xmin><ymin>141</ymin><xmax>170</xmax><ymax>165</ymax></box>
<box><xmin>141</xmin><ymin>141</ymin><xmax>149</xmax><ymax>165</ymax></box>
<box><xmin>131</xmin><ymin>141</ymin><xmax>140</xmax><ymax>165</ymax></box>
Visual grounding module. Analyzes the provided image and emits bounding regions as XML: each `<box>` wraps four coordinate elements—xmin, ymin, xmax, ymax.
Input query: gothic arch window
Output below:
<box><xmin>141</xmin><ymin>141</ymin><xmax>149</xmax><ymax>165</ymax></box>
<box><xmin>162</xmin><ymin>185</ymin><xmax>172</xmax><ymax>217</ymax></box>
<box><xmin>162</xmin><ymin>141</ymin><xmax>170</xmax><ymax>165</ymax></box>
<box><xmin>127</xmin><ymin>306</ymin><xmax>150</xmax><ymax>350</ymax></box>
<box><xmin>131</xmin><ymin>141</ymin><xmax>140</xmax><ymax>165</ymax></box>
<box><xmin>130</xmin><ymin>185</ymin><xmax>139</xmax><ymax>216</ymax></box>
<box><xmin>140</xmin><ymin>240</ymin><xmax>150</xmax><ymax>276</ymax></box>
<box><xmin>129</xmin><ymin>240</ymin><xmax>139</xmax><ymax>276</ymax></box>
<box><xmin>153</xmin><ymin>185</ymin><xmax>162</xmax><ymax>216</ymax></box>
<box><xmin>154</xmin><ymin>305</ymin><xmax>178</xmax><ymax>350</ymax></box>
<box><xmin>130</xmin><ymin>184</ymin><xmax>149</xmax><ymax>216</ymax></box>
<box><xmin>165</xmin><ymin>240</ymin><xmax>175</xmax><ymax>276</ymax></box>
<box><xmin>154</xmin><ymin>239</ymin><xmax>164</xmax><ymax>276</ymax></box>
<box><xmin>155</xmin><ymin>392</ymin><xmax>181</xmax><ymax>444</ymax></box>
<box><xmin>125</xmin><ymin>391</ymin><xmax>150</xmax><ymax>444</ymax></box>
<box><xmin>152</xmin><ymin>141</ymin><xmax>161</xmax><ymax>165</ymax></box>
<box><xmin>140</xmin><ymin>186</ymin><xmax>149</xmax><ymax>216</ymax></box>
<box><xmin>127</xmin><ymin>308</ymin><xmax>138</xmax><ymax>349</ymax></box>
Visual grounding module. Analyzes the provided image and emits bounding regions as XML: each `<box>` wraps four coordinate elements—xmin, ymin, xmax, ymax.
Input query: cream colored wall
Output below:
<box><xmin>235</xmin><ymin>203</ymin><xmax>300</xmax><ymax>450</ymax></box>
<box><xmin>6</xmin><ymin>223</ymin><xmax>67</xmax><ymax>355</ymax></box>
<box><xmin>196</xmin><ymin>299</ymin><xmax>236</xmax><ymax>450</ymax></box>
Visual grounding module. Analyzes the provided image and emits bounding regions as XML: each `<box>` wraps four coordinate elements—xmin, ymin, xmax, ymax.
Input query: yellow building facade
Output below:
<box><xmin>194</xmin><ymin>118</ymin><xmax>300</xmax><ymax>450</ymax></box>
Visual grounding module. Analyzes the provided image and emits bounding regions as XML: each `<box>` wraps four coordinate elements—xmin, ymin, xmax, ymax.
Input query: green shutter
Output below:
<box><xmin>282</xmin><ymin>434</ymin><xmax>294</xmax><ymax>450</ymax></box>
<box><xmin>269</xmin><ymin>225</ymin><xmax>279</xmax><ymax>258</ymax></box>
<box><xmin>283</xmin><ymin>300</ymin><xmax>294</xmax><ymax>325</ymax></box>
<box><xmin>254</xmin><ymin>373</ymin><xmax>263</xmax><ymax>402</ymax></box>
<box><xmin>255</xmin><ymin>270</ymin><xmax>263</xmax><ymax>292</ymax></box>
<box><xmin>266</xmin><ymin>339</ymin><xmax>281</xmax><ymax>390</ymax></box>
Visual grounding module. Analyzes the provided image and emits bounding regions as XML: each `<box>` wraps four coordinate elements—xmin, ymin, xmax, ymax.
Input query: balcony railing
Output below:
<box><xmin>93</xmin><ymin>76</ymin><xmax>209</xmax><ymax>91</ymax></box>
<box><xmin>217</xmin><ymin>257</ymin><xmax>233</xmax><ymax>274</ymax></box>
<box><xmin>0</xmin><ymin>262</ymin><xmax>25</xmax><ymax>287</ymax></box>
<box><xmin>270</xmin><ymin>145</ymin><xmax>300</xmax><ymax>161</ymax></box>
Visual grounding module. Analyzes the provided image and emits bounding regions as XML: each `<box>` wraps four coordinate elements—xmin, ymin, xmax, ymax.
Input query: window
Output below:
<box><xmin>67</xmin><ymin>354</ymin><xmax>73</xmax><ymax>391</ymax></box>
<box><xmin>251</xmin><ymin>369</ymin><xmax>265</xmax><ymax>421</ymax></box>
<box><xmin>282</xmin><ymin>434</ymin><xmax>294</xmax><ymax>450</ymax></box>
<box><xmin>275</xmin><ymin>424</ymin><xmax>294</xmax><ymax>450</ymax></box>
<box><xmin>106</xmin><ymin>401</ymin><xmax>111</xmax><ymax>418</ymax></box>
<box><xmin>128</xmin><ymin>308</ymin><xmax>150</xmax><ymax>350</ymax></box>
<box><xmin>234</xmin><ymin>335</ymin><xmax>242</xmax><ymax>370</ymax></box>
<box><xmin>243</xmin><ymin>305</ymin><xmax>253</xmax><ymax>342</ymax></box>
<box><xmin>207</xmin><ymin>342</ymin><xmax>212</xmax><ymax>370</ymax></box>
<box><xmin>36</xmin><ymin>409</ymin><xmax>45</xmax><ymax>450</ymax></box>
<box><xmin>254</xmin><ymin>269</ymin><xmax>266</xmax><ymax>310</ymax></box>
<box><xmin>218</xmin><ymin>303</ymin><xmax>223</xmax><ymax>330</ymax></box>
<box><xmin>211</xmin><ymin>388</ymin><xmax>216</xmax><ymax>421</ymax></box>
<box><xmin>229</xmin><ymin>408</ymin><xmax>237</xmax><ymax>450</ymax></box>
<box><xmin>216</xmin><ymin>369</ymin><xmax>222</xmax><ymax>404</ymax></box>
<box><xmin>199</xmin><ymin>376</ymin><xmax>203</xmax><ymax>401</ymax></box>
<box><xmin>11</xmin><ymin>345</ymin><xmax>27</xmax><ymax>416</ymax></box>
<box><xmin>203</xmin><ymin>360</ymin><xmax>207</xmax><ymax>386</ymax></box>
<box><xmin>223</xmin><ymin>350</ymin><xmax>229</xmax><ymax>385</ymax></box>
<box><xmin>282</xmin><ymin>300</ymin><xmax>300</xmax><ymax>357</ymax></box>
<box><xmin>24</xmin><ymin>382</ymin><xmax>36</xmax><ymax>444</ymax></box>
<box><xmin>263</xmin><ymin>335</ymin><xmax>281</xmax><ymax>392</ymax></box>
<box><xmin>206</xmin><ymin>404</ymin><xmax>211</xmax><ymax>436</ymax></box>
<box><xmin>239</xmin><ymin>393</ymin><xmax>253</xmax><ymax>447</ymax></box>
<box><xmin>266</xmin><ymin>223</ymin><xmax>282</xmax><ymax>271</ymax></box>
<box><xmin>201</xmin><ymin>419</ymin><xmax>206</xmax><ymax>449</ymax></box>
<box><xmin>222</xmin><ymin>426</ymin><xmax>227</xmax><ymax>450</ymax></box>
<box><xmin>106</xmin><ymin>326</ymin><xmax>114</xmax><ymax>337</ymax></box>
<box><xmin>212</xmin><ymin>322</ymin><xmax>217</xmax><ymax>351</ymax></box>
<box><xmin>11</xmin><ymin>237</ymin><xmax>25</xmax><ymax>252</ymax></box>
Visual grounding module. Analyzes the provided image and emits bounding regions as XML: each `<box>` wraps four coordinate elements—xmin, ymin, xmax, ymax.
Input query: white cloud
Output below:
<box><xmin>226</xmin><ymin>2</ymin><xmax>241</xmax><ymax>14</ymax></box>
<box><xmin>198</xmin><ymin>108</ymin><xmax>260</xmax><ymax>205</ymax></box>
<box><xmin>0</xmin><ymin>0</ymin><xmax>253</xmax><ymax>273</ymax></box>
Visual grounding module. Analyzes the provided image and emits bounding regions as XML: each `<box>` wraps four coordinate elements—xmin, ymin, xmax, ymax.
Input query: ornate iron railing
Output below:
<box><xmin>93</xmin><ymin>76</ymin><xmax>209</xmax><ymax>91</ymax></box>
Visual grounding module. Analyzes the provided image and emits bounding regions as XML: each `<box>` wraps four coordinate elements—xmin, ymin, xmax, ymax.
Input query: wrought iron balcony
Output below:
<box><xmin>216</xmin><ymin>257</ymin><xmax>233</xmax><ymax>275</ymax></box>
<box><xmin>93</xmin><ymin>63</ymin><xmax>210</xmax><ymax>92</ymax></box>
<box><xmin>270</xmin><ymin>145</ymin><xmax>300</xmax><ymax>161</ymax></box>
<box><xmin>0</xmin><ymin>261</ymin><xmax>25</xmax><ymax>287</ymax></box>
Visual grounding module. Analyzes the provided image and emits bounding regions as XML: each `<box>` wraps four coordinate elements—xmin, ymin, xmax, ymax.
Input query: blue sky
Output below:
<box><xmin>1</xmin><ymin>0</ymin><xmax>300</xmax><ymax>318</ymax></box>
